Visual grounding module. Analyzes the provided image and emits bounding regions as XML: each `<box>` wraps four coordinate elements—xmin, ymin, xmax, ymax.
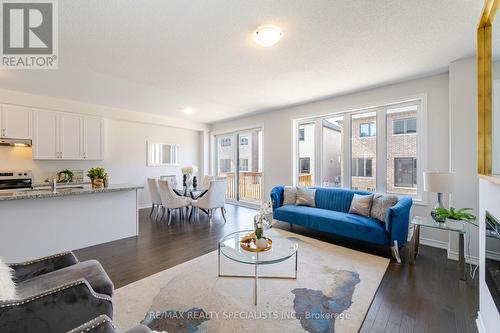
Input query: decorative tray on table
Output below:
<box><xmin>240</xmin><ymin>233</ymin><xmax>273</xmax><ymax>252</ymax></box>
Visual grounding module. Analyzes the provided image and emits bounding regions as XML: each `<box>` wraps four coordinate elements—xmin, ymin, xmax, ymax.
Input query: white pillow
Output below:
<box><xmin>283</xmin><ymin>186</ymin><xmax>297</xmax><ymax>205</ymax></box>
<box><xmin>296</xmin><ymin>187</ymin><xmax>316</xmax><ymax>207</ymax></box>
<box><xmin>0</xmin><ymin>257</ymin><xmax>16</xmax><ymax>300</ymax></box>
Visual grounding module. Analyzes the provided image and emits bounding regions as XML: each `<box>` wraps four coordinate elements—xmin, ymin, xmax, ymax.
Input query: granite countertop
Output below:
<box><xmin>0</xmin><ymin>184</ymin><xmax>143</xmax><ymax>201</ymax></box>
<box><xmin>32</xmin><ymin>180</ymin><xmax>91</xmax><ymax>188</ymax></box>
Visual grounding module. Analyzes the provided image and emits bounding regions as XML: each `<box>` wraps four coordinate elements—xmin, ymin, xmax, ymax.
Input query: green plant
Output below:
<box><xmin>255</xmin><ymin>227</ymin><xmax>263</xmax><ymax>239</ymax></box>
<box><xmin>57</xmin><ymin>169</ymin><xmax>74</xmax><ymax>182</ymax></box>
<box><xmin>435</xmin><ymin>207</ymin><xmax>477</xmax><ymax>225</ymax></box>
<box><xmin>87</xmin><ymin>167</ymin><xmax>106</xmax><ymax>180</ymax></box>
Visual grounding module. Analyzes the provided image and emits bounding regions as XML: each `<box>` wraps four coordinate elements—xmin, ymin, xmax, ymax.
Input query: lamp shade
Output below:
<box><xmin>423</xmin><ymin>172</ymin><xmax>454</xmax><ymax>193</ymax></box>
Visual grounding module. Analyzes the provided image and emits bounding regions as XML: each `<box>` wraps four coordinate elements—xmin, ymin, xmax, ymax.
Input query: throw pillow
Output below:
<box><xmin>349</xmin><ymin>193</ymin><xmax>374</xmax><ymax>217</ymax></box>
<box><xmin>283</xmin><ymin>186</ymin><xmax>297</xmax><ymax>206</ymax></box>
<box><xmin>370</xmin><ymin>194</ymin><xmax>398</xmax><ymax>223</ymax></box>
<box><xmin>0</xmin><ymin>258</ymin><xmax>16</xmax><ymax>301</ymax></box>
<box><xmin>296</xmin><ymin>187</ymin><xmax>316</xmax><ymax>207</ymax></box>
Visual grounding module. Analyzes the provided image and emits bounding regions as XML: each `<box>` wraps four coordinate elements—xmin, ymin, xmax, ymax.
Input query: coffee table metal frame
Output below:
<box><xmin>218</xmin><ymin>230</ymin><xmax>298</xmax><ymax>305</ymax></box>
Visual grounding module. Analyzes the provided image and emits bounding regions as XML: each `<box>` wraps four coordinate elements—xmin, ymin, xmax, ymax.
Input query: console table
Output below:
<box><xmin>409</xmin><ymin>216</ymin><xmax>466</xmax><ymax>281</ymax></box>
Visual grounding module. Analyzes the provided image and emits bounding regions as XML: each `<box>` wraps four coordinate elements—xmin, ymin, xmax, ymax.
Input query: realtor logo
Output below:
<box><xmin>1</xmin><ymin>0</ymin><xmax>58</xmax><ymax>69</ymax></box>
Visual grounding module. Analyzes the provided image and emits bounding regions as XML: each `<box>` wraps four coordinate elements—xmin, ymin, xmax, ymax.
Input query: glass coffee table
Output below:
<box><xmin>218</xmin><ymin>230</ymin><xmax>298</xmax><ymax>305</ymax></box>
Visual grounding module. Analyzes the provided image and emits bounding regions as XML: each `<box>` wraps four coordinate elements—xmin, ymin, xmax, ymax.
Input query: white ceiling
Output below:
<box><xmin>0</xmin><ymin>0</ymin><xmax>483</xmax><ymax>124</ymax></box>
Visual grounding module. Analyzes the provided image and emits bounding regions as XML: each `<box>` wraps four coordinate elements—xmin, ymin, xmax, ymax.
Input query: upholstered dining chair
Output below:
<box><xmin>160</xmin><ymin>174</ymin><xmax>178</xmax><ymax>188</ymax></box>
<box><xmin>190</xmin><ymin>179</ymin><xmax>227</xmax><ymax>223</ymax></box>
<box><xmin>147</xmin><ymin>178</ymin><xmax>162</xmax><ymax>220</ymax></box>
<box><xmin>157</xmin><ymin>179</ymin><xmax>191</xmax><ymax>225</ymax></box>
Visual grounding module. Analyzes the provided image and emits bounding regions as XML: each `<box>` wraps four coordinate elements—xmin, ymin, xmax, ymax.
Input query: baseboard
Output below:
<box><xmin>419</xmin><ymin>237</ymin><xmax>448</xmax><ymax>249</ymax></box>
<box><xmin>139</xmin><ymin>203</ymin><xmax>152</xmax><ymax>210</ymax></box>
<box><xmin>447</xmin><ymin>249</ymin><xmax>479</xmax><ymax>265</ymax></box>
<box><xmin>476</xmin><ymin>312</ymin><xmax>486</xmax><ymax>333</ymax></box>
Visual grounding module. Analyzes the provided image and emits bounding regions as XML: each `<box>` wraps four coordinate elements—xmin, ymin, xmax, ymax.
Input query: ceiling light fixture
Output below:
<box><xmin>253</xmin><ymin>25</ymin><xmax>283</xmax><ymax>47</ymax></box>
<box><xmin>182</xmin><ymin>107</ymin><xmax>194</xmax><ymax>115</ymax></box>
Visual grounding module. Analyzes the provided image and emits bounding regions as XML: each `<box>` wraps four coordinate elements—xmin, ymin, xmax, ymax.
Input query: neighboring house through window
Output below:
<box><xmin>394</xmin><ymin>158</ymin><xmax>417</xmax><ymax>187</ymax></box>
<box><xmin>299</xmin><ymin>157</ymin><xmax>310</xmax><ymax>173</ymax></box>
<box><xmin>239</xmin><ymin>158</ymin><xmax>249</xmax><ymax>171</ymax></box>
<box><xmin>298</xmin><ymin>128</ymin><xmax>305</xmax><ymax>141</ymax></box>
<box><xmin>221</xmin><ymin>138</ymin><xmax>231</xmax><ymax>147</ymax></box>
<box><xmin>393</xmin><ymin>117</ymin><xmax>417</xmax><ymax>135</ymax></box>
<box><xmin>359</xmin><ymin>122</ymin><xmax>376</xmax><ymax>137</ymax></box>
<box><xmin>240</xmin><ymin>136</ymin><xmax>249</xmax><ymax>145</ymax></box>
<box><xmin>352</xmin><ymin>158</ymin><xmax>373</xmax><ymax>177</ymax></box>
<box><xmin>220</xmin><ymin>159</ymin><xmax>232</xmax><ymax>173</ymax></box>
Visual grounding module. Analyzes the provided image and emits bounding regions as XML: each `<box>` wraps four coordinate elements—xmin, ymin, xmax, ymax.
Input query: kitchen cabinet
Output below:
<box><xmin>0</xmin><ymin>105</ymin><xmax>32</xmax><ymax>139</ymax></box>
<box><xmin>33</xmin><ymin>110</ymin><xmax>103</xmax><ymax>160</ymax></box>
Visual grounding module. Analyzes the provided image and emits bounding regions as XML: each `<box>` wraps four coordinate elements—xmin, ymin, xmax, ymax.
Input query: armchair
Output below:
<box><xmin>69</xmin><ymin>315</ymin><xmax>151</xmax><ymax>333</ymax></box>
<box><xmin>0</xmin><ymin>252</ymin><xmax>114</xmax><ymax>333</ymax></box>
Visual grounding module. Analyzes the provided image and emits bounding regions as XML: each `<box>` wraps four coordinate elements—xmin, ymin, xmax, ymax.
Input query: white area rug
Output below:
<box><xmin>113</xmin><ymin>229</ymin><xmax>389</xmax><ymax>333</ymax></box>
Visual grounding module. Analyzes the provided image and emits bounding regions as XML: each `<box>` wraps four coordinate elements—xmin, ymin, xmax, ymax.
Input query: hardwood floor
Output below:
<box><xmin>75</xmin><ymin>204</ymin><xmax>479</xmax><ymax>333</ymax></box>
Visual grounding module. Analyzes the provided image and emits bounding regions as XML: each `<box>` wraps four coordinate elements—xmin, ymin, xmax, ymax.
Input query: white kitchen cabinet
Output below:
<box><xmin>83</xmin><ymin>117</ymin><xmax>104</xmax><ymax>160</ymax></box>
<box><xmin>33</xmin><ymin>110</ymin><xmax>104</xmax><ymax>160</ymax></box>
<box><xmin>33</xmin><ymin>110</ymin><xmax>58</xmax><ymax>159</ymax></box>
<box><xmin>0</xmin><ymin>105</ymin><xmax>32</xmax><ymax>139</ymax></box>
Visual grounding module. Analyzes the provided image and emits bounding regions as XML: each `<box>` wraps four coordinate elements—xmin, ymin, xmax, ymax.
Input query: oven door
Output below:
<box><xmin>0</xmin><ymin>178</ymin><xmax>32</xmax><ymax>190</ymax></box>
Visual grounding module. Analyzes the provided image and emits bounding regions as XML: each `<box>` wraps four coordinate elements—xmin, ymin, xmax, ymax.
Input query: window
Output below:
<box><xmin>240</xmin><ymin>136</ymin><xmax>249</xmax><ymax>145</ymax></box>
<box><xmin>219</xmin><ymin>159</ymin><xmax>232</xmax><ymax>173</ymax></box>
<box><xmin>393</xmin><ymin>117</ymin><xmax>417</xmax><ymax>135</ymax></box>
<box><xmin>295</xmin><ymin>99</ymin><xmax>422</xmax><ymax>198</ymax></box>
<box><xmin>239</xmin><ymin>158</ymin><xmax>249</xmax><ymax>171</ymax></box>
<box><xmin>298</xmin><ymin>128</ymin><xmax>305</xmax><ymax>141</ymax></box>
<box><xmin>299</xmin><ymin>157</ymin><xmax>311</xmax><ymax>173</ymax></box>
<box><xmin>394</xmin><ymin>158</ymin><xmax>417</xmax><ymax>187</ymax></box>
<box><xmin>352</xmin><ymin>158</ymin><xmax>373</xmax><ymax>177</ymax></box>
<box><xmin>360</xmin><ymin>122</ymin><xmax>376</xmax><ymax>137</ymax></box>
<box><xmin>221</xmin><ymin>138</ymin><xmax>231</xmax><ymax>147</ymax></box>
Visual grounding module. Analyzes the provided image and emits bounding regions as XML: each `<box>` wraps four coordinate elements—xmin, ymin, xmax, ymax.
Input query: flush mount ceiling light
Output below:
<box><xmin>181</xmin><ymin>107</ymin><xmax>194</xmax><ymax>115</ymax></box>
<box><xmin>253</xmin><ymin>25</ymin><xmax>283</xmax><ymax>47</ymax></box>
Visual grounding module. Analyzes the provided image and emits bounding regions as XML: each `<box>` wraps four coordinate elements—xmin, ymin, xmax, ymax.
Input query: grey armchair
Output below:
<box><xmin>0</xmin><ymin>252</ymin><xmax>114</xmax><ymax>333</ymax></box>
<box><xmin>69</xmin><ymin>315</ymin><xmax>151</xmax><ymax>333</ymax></box>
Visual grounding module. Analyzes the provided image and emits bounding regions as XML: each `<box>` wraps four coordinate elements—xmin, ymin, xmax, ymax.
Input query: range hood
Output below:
<box><xmin>0</xmin><ymin>138</ymin><xmax>32</xmax><ymax>147</ymax></box>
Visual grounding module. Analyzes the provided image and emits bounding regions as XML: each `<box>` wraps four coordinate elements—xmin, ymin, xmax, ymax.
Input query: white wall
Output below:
<box><xmin>449</xmin><ymin>57</ymin><xmax>479</xmax><ymax>262</ymax></box>
<box><xmin>212</xmin><ymin>73</ymin><xmax>451</xmax><ymax>246</ymax></box>
<box><xmin>478</xmin><ymin>179</ymin><xmax>500</xmax><ymax>332</ymax></box>
<box><xmin>0</xmin><ymin>91</ymin><xmax>201</xmax><ymax>208</ymax></box>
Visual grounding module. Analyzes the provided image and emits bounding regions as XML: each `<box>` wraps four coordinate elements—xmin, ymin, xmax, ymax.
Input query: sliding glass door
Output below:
<box><xmin>215</xmin><ymin>128</ymin><xmax>263</xmax><ymax>206</ymax></box>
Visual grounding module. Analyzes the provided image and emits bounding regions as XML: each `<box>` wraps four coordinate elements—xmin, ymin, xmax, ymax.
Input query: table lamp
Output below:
<box><xmin>423</xmin><ymin>172</ymin><xmax>454</xmax><ymax>223</ymax></box>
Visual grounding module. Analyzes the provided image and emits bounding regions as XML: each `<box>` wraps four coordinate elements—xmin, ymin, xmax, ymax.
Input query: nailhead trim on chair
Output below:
<box><xmin>0</xmin><ymin>279</ymin><xmax>111</xmax><ymax>307</ymax></box>
<box><xmin>68</xmin><ymin>314</ymin><xmax>117</xmax><ymax>333</ymax></box>
<box><xmin>8</xmin><ymin>251</ymin><xmax>77</xmax><ymax>266</ymax></box>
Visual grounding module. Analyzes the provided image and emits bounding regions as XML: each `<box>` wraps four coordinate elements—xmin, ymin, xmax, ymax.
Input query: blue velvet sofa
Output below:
<box><xmin>270</xmin><ymin>186</ymin><xmax>412</xmax><ymax>262</ymax></box>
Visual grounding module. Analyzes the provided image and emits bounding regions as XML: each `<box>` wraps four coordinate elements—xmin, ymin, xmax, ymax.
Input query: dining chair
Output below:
<box><xmin>190</xmin><ymin>179</ymin><xmax>227</xmax><ymax>223</ymax></box>
<box><xmin>157</xmin><ymin>179</ymin><xmax>191</xmax><ymax>225</ymax></box>
<box><xmin>147</xmin><ymin>178</ymin><xmax>162</xmax><ymax>220</ymax></box>
<box><xmin>160</xmin><ymin>175</ymin><xmax>178</xmax><ymax>188</ymax></box>
<box><xmin>202</xmin><ymin>176</ymin><xmax>215</xmax><ymax>189</ymax></box>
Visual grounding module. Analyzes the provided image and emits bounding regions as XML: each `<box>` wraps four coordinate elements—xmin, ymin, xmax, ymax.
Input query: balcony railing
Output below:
<box><xmin>298</xmin><ymin>173</ymin><xmax>313</xmax><ymax>186</ymax></box>
<box><xmin>222</xmin><ymin>172</ymin><xmax>262</xmax><ymax>203</ymax></box>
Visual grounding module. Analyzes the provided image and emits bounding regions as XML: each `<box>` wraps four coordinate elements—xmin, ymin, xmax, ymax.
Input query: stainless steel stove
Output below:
<box><xmin>0</xmin><ymin>170</ymin><xmax>33</xmax><ymax>191</ymax></box>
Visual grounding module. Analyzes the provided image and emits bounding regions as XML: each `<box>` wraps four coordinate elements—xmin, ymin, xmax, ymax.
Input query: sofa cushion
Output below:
<box><xmin>17</xmin><ymin>260</ymin><xmax>113</xmax><ymax>299</ymax></box>
<box><xmin>274</xmin><ymin>205</ymin><xmax>389</xmax><ymax>245</ymax></box>
<box><xmin>370</xmin><ymin>194</ymin><xmax>398</xmax><ymax>223</ymax></box>
<box><xmin>313</xmin><ymin>187</ymin><xmax>371</xmax><ymax>213</ymax></box>
<box><xmin>283</xmin><ymin>186</ymin><xmax>297</xmax><ymax>205</ymax></box>
<box><xmin>296</xmin><ymin>187</ymin><xmax>316</xmax><ymax>207</ymax></box>
<box><xmin>349</xmin><ymin>193</ymin><xmax>374</xmax><ymax>217</ymax></box>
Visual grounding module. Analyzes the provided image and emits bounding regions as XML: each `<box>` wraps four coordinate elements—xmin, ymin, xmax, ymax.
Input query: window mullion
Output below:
<box><xmin>376</xmin><ymin>108</ymin><xmax>387</xmax><ymax>193</ymax></box>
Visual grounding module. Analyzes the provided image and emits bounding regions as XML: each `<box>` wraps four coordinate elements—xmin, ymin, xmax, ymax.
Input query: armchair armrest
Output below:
<box><xmin>270</xmin><ymin>186</ymin><xmax>284</xmax><ymax>211</ymax></box>
<box><xmin>386</xmin><ymin>196</ymin><xmax>413</xmax><ymax>246</ymax></box>
<box><xmin>0</xmin><ymin>279</ymin><xmax>113</xmax><ymax>333</ymax></box>
<box><xmin>9</xmin><ymin>251</ymin><xmax>79</xmax><ymax>282</ymax></box>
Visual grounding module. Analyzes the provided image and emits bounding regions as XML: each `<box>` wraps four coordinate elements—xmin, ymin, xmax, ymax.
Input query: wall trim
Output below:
<box><xmin>419</xmin><ymin>236</ymin><xmax>448</xmax><ymax>249</ymax></box>
<box><xmin>476</xmin><ymin>312</ymin><xmax>486</xmax><ymax>333</ymax></box>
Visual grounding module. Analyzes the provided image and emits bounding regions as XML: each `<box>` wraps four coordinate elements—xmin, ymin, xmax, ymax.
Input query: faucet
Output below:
<box><xmin>51</xmin><ymin>177</ymin><xmax>57</xmax><ymax>192</ymax></box>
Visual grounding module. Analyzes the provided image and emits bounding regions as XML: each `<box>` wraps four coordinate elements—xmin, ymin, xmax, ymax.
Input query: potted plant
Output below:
<box><xmin>435</xmin><ymin>207</ymin><xmax>478</xmax><ymax>226</ymax></box>
<box><xmin>57</xmin><ymin>169</ymin><xmax>74</xmax><ymax>183</ymax></box>
<box><xmin>255</xmin><ymin>219</ymin><xmax>267</xmax><ymax>249</ymax></box>
<box><xmin>87</xmin><ymin>167</ymin><xmax>106</xmax><ymax>188</ymax></box>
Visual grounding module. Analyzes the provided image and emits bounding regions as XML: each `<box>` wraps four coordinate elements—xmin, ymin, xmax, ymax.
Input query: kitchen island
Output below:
<box><xmin>0</xmin><ymin>184</ymin><xmax>142</xmax><ymax>262</ymax></box>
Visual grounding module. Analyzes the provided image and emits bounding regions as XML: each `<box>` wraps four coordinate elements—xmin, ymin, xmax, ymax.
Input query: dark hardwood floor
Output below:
<box><xmin>75</xmin><ymin>204</ymin><xmax>479</xmax><ymax>333</ymax></box>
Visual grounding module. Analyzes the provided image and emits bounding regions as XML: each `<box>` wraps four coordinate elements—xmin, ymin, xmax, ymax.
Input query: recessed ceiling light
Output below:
<box><xmin>182</xmin><ymin>107</ymin><xmax>194</xmax><ymax>115</ymax></box>
<box><xmin>253</xmin><ymin>25</ymin><xmax>283</xmax><ymax>47</ymax></box>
